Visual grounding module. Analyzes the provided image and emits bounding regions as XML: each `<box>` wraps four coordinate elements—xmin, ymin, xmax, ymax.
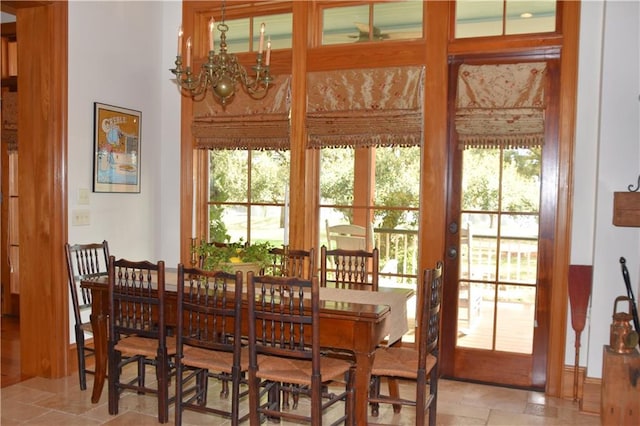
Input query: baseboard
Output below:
<box><xmin>580</xmin><ymin>376</ymin><xmax>602</xmax><ymax>415</ymax></box>
<box><xmin>561</xmin><ymin>364</ymin><xmax>585</xmax><ymax>401</ymax></box>
<box><xmin>67</xmin><ymin>343</ymin><xmax>78</xmax><ymax>373</ymax></box>
<box><xmin>561</xmin><ymin>364</ymin><xmax>601</xmax><ymax>415</ymax></box>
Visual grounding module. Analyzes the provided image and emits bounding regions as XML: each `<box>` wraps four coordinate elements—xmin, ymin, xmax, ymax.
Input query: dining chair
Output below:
<box><xmin>267</xmin><ymin>246</ymin><xmax>315</xmax><ymax>279</ymax></box>
<box><xmin>107</xmin><ymin>256</ymin><xmax>176</xmax><ymax>423</ymax></box>
<box><xmin>267</xmin><ymin>246</ymin><xmax>316</xmax><ymax>409</ymax></box>
<box><xmin>368</xmin><ymin>261</ymin><xmax>444</xmax><ymax>425</ymax></box>
<box><xmin>247</xmin><ymin>272</ymin><xmax>355</xmax><ymax>425</ymax></box>
<box><xmin>320</xmin><ymin>245</ymin><xmax>379</xmax><ymax>291</ymax></box>
<box><xmin>325</xmin><ymin>220</ymin><xmax>373</xmax><ymax>250</ymax></box>
<box><xmin>64</xmin><ymin>240</ymin><xmax>110</xmax><ymax>391</ymax></box>
<box><xmin>174</xmin><ymin>265</ymin><xmax>249</xmax><ymax>426</ymax></box>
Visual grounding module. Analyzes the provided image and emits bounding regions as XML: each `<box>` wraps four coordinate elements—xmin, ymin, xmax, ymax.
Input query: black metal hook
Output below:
<box><xmin>628</xmin><ymin>175</ymin><xmax>640</xmax><ymax>192</ymax></box>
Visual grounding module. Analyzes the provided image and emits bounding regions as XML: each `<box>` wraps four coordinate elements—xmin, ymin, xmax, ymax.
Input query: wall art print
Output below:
<box><xmin>93</xmin><ymin>102</ymin><xmax>141</xmax><ymax>193</ymax></box>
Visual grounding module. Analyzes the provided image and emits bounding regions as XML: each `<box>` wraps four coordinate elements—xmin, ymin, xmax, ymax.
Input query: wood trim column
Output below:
<box><xmin>17</xmin><ymin>1</ymin><xmax>69</xmax><ymax>379</ymax></box>
<box><xmin>420</xmin><ymin>1</ymin><xmax>448</xmax><ymax>269</ymax></box>
<box><xmin>546</xmin><ymin>0</ymin><xmax>581</xmax><ymax>397</ymax></box>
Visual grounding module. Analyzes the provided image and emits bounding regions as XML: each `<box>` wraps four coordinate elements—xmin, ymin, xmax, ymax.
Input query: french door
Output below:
<box><xmin>440</xmin><ymin>57</ymin><xmax>560</xmax><ymax>389</ymax></box>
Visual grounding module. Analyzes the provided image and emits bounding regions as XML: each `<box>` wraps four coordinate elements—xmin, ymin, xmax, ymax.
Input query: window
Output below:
<box><xmin>208</xmin><ymin>149</ymin><xmax>290</xmax><ymax>245</ymax></box>
<box><xmin>216</xmin><ymin>13</ymin><xmax>293</xmax><ymax>53</ymax></box>
<box><xmin>457</xmin><ymin>146</ymin><xmax>541</xmax><ymax>353</ymax></box>
<box><xmin>321</xmin><ymin>1</ymin><xmax>423</xmax><ymax>46</ymax></box>
<box><xmin>319</xmin><ymin>145</ymin><xmax>420</xmax><ymax>288</ymax></box>
<box><xmin>455</xmin><ymin>0</ymin><xmax>556</xmax><ymax>39</ymax></box>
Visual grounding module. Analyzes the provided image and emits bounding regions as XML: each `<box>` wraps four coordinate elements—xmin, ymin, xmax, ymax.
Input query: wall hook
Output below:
<box><xmin>628</xmin><ymin>175</ymin><xmax>640</xmax><ymax>192</ymax></box>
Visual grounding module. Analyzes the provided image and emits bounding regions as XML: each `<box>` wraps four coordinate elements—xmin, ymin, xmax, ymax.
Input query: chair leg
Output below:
<box><xmin>75</xmin><ymin>326</ymin><xmax>87</xmax><ymax>390</ymax></box>
<box><xmin>174</xmin><ymin>361</ymin><xmax>183</xmax><ymax>426</ymax></box>
<box><xmin>292</xmin><ymin>385</ymin><xmax>300</xmax><ymax>409</ymax></box>
<box><xmin>230</xmin><ymin>369</ymin><xmax>241</xmax><ymax>426</ymax></box>
<box><xmin>220</xmin><ymin>377</ymin><xmax>229</xmax><ymax>398</ymax></box>
<box><xmin>108</xmin><ymin>346</ymin><xmax>120</xmax><ymax>415</ymax></box>
<box><xmin>428</xmin><ymin>368</ymin><xmax>438</xmax><ymax>426</ymax></box>
<box><xmin>137</xmin><ymin>357</ymin><xmax>146</xmax><ymax>394</ymax></box>
<box><xmin>156</xmin><ymin>351</ymin><xmax>169</xmax><ymax>423</ymax></box>
<box><xmin>248</xmin><ymin>373</ymin><xmax>261</xmax><ymax>426</ymax></box>
<box><xmin>347</xmin><ymin>368</ymin><xmax>356</xmax><ymax>426</ymax></box>
<box><xmin>388</xmin><ymin>378</ymin><xmax>402</xmax><ymax>413</ymax></box>
<box><xmin>369</xmin><ymin>375</ymin><xmax>381</xmax><ymax>417</ymax></box>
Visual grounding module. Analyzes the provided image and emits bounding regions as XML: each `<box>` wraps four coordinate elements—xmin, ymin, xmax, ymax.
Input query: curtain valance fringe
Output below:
<box><xmin>458</xmin><ymin>134</ymin><xmax>544</xmax><ymax>149</ymax></box>
<box><xmin>308</xmin><ymin>134</ymin><xmax>421</xmax><ymax>149</ymax></box>
<box><xmin>194</xmin><ymin>137</ymin><xmax>290</xmax><ymax>151</ymax></box>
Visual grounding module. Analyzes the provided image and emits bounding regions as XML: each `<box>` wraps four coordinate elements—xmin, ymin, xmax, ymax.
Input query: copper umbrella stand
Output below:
<box><xmin>568</xmin><ymin>265</ymin><xmax>592</xmax><ymax>402</ymax></box>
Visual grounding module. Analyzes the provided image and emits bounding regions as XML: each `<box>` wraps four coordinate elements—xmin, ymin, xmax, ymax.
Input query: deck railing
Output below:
<box><xmin>373</xmin><ymin>227</ymin><xmax>419</xmax><ymax>287</ymax></box>
<box><xmin>373</xmin><ymin>228</ymin><xmax>539</xmax><ymax>287</ymax></box>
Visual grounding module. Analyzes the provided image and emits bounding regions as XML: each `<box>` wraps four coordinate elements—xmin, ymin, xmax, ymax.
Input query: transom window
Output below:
<box><xmin>212</xmin><ymin>12</ymin><xmax>293</xmax><ymax>53</ymax></box>
<box><xmin>455</xmin><ymin>0</ymin><xmax>557</xmax><ymax>39</ymax></box>
<box><xmin>320</xmin><ymin>1</ymin><xmax>423</xmax><ymax>46</ymax></box>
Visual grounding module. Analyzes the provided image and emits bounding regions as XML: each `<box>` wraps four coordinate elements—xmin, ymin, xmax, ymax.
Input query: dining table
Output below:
<box><xmin>81</xmin><ymin>270</ymin><xmax>410</xmax><ymax>425</ymax></box>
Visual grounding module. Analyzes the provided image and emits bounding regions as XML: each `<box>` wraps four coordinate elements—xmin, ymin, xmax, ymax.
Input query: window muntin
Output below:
<box><xmin>455</xmin><ymin>0</ymin><xmax>556</xmax><ymax>39</ymax></box>
<box><xmin>321</xmin><ymin>1</ymin><xmax>423</xmax><ymax>46</ymax></box>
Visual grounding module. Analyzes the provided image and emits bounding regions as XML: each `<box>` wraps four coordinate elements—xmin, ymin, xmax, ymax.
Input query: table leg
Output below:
<box><xmin>90</xmin><ymin>289</ymin><xmax>108</xmax><ymax>403</ymax></box>
<box><xmin>352</xmin><ymin>350</ymin><xmax>373</xmax><ymax>425</ymax></box>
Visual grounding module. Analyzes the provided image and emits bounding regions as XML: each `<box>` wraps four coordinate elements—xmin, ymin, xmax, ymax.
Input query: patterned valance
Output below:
<box><xmin>306</xmin><ymin>66</ymin><xmax>425</xmax><ymax>149</ymax></box>
<box><xmin>191</xmin><ymin>75</ymin><xmax>291</xmax><ymax>150</ymax></box>
<box><xmin>455</xmin><ymin>62</ymin><xmax>547</xmax><ymax>149</ymax></box>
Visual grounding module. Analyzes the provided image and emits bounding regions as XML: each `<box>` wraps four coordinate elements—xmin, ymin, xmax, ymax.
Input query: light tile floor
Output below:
<box><xmin>0</xmin><ymin>364</ymin><xmax>601</xmax><ymax>425</ymax></box>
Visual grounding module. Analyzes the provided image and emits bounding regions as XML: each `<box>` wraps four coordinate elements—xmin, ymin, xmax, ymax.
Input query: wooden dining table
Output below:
<box><xmin>81</xmin><ymin>272</ymin><xmax>410</xmax><ymax>425</ymax></box>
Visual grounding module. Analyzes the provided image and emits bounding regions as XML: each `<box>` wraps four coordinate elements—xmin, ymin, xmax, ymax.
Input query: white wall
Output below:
<box><xmin>570</xmin><ymin>0</ymin><xmax>640</xmax><ymax>378</ymax></box>
<box><xmin>67</xmin><ymin>0</ymin><xmax>181</xmax><ymax>342</ymax></box>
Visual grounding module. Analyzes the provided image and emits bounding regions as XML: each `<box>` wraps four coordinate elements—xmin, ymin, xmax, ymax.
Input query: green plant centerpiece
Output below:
<box><xmin>195</xmin><ymin>239</ymin><xmax>274</xmax><ymax>273</ymax></box>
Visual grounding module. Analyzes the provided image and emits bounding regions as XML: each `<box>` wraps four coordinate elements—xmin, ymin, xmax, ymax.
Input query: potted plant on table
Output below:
<box><xmin>192</xmin><ymin>219</ymin><xmax>274</xmax><ymax>277</ymax></box>
<box><xmin>195</xmin><ymin>239</ymin><xmax>273</xmax><ymax>273</ymax></box>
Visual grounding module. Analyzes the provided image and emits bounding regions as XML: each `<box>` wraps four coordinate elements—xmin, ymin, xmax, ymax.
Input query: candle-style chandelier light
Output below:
<box><xmin>170</xmin><ymin>0</ymin><xmax>273</xmax><ymax>106</ymax></box>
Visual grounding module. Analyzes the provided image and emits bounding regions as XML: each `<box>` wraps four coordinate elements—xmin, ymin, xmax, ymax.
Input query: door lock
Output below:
<box><xmin>447</xmin><ymin>247</ymin><xmax>458</xmax><ymax>259</ymax></box>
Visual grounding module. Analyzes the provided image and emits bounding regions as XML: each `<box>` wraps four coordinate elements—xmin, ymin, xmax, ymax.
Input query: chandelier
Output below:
<box><xmin>170</xmin><ymin>1</ymin><xmax>273</xmax><ymax>106</ymax></box>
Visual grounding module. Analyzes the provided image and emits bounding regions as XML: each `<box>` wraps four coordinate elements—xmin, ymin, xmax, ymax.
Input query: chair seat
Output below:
<box><xmin>182</xmin><ymin>345</ymin><xmax>249</xmax><ymax>373</ymax></box>
<box><xmin>256</xmin><ymin>353</ymin><xmax>351</xmax><ymax>386</ymax></box>
<box><xmin>80</xmin><ymin>322</ymin><xmax>93</xmax><ymax>333</ymax></box>
<box><xmin>371</xmin><ymin>347</ymin><xmax>437</xmax><ymax>379</ymax></box>
<box><xmin>116</xmin><ymin>335</ymin><xmax>177</xmax><ymax>357</ymax></box>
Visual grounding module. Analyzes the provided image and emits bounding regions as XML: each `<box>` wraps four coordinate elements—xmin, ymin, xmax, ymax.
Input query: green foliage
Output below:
<box><xmin>319</xmin><ymin>149</ymin><xmax>354</xmax><ymax>222</ymax></box>
<box><xmin>462</xmin><ymin>148</ymin><xmax>540</xmax><ymax>216</ymax></box>
<box><xmin>209</xmin><ymin>206</ymin><xmax>230</xmax><ymax>243</ymax></box>
<box><xmin>195</xmin><ymin>239</ymin><xmax>274</xmax><ymax>272</ymax></box>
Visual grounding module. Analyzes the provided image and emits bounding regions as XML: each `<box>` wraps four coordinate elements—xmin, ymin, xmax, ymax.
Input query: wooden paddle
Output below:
<box><xmin>568</xmin><ymin>265</ymin><xmax>592</xmax><ymax>402</ymax></box>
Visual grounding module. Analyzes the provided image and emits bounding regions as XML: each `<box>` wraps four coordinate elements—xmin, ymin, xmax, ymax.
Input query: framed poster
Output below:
<box><xmin>93</xmin><ymin>102</ymin><xmax>141</xmax><ymax>193</ymax></box>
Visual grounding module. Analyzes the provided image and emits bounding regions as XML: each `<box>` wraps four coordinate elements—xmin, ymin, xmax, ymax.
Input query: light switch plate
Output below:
<box><xmin>78</xmin><ymin>188</ymin><xmax>90</xmax><ymax>205</ymax></box>
<box><xmin>72</xmin><ymin>209</ymin><xmax>90</xmax><ymax>226</ymax></box>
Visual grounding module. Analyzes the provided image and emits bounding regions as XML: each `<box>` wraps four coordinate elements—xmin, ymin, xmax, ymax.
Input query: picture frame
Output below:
<box><xmin>93</xmin><ymin>102</ymin><xmax>141</xmax><ymax>193</ymax></box>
